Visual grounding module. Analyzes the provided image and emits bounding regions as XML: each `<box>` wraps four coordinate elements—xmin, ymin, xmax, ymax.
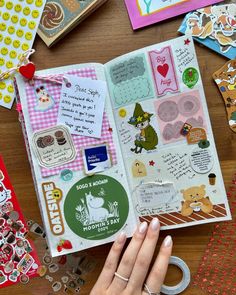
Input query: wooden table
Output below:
<box><xmin>0</xmin><ymin>1</ymin><xmax>235</xmax><ymax>294</ymax></box>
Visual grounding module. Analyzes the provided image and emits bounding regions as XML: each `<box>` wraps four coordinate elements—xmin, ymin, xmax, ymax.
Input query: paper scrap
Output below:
<box><xmin>57</xmin><ymin>76</ymin><xmax>107</xmax><ymax>138</ymax></box>
<box><xmin>136</xmin><ymin>182</ymin><xmax>178</xmax><ymax>208</ymax></box>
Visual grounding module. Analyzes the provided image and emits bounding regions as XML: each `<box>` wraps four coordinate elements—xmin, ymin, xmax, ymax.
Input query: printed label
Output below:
<box><xmin>42</xmin><ymin>182</ymin><xmax>65</xmax><ymax>236</ymax></box>
<box><xmin>190</xmin><ymin>147</ymin><xmax>214</xmax><ymax>174</ymax></box>
<box><xmin>32</xmin><ymin>125</ymin><xmax>77</xmax><ymax>169</ymax></box>
<box><xmin>82</xmin><ymin>144</ymin><xmax>111</xmax><ymax>175</ymax></box>
<box><xmin>186</xmin><ymin>128</ymin><xmax>207</xmax><ymax>144</ymax></box>
<box><xmin>149</xmin><ymin>46</ymin><xmax>179</xmax><ymax>96</ymax></box>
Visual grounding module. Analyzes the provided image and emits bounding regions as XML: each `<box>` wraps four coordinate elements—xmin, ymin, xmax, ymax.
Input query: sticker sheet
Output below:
<box><xmin>15</xmin><ymin>63</ymin><xmax>138</xmax><ymax>257</ymax></box>
<box><xmin>37</xmin><ymin>0</ymin><xmax>107</xmax><ymax>47</ymax></box>
<box><xmin>0</xmin><ymin>156</ymin><xmax>40</xmax><ymax>288</ymax></box>
<box><xmin>0</xmin><ymin>0</ymin><xmax>46</xmax><ymax>109</ymax></box>
<box><xmin>105</xmin><ymin>35</ymin><xmax>231</xmax><ymax>229</ymax></box>
<box><xmin>124</xmin><ymin>0</ymin><xmax>222</xmax><ymax>30</ymax></box>
<box><xmin>179</xmin><ymin>2</ymin><xmax>236</xmax><ymax>59</ymax></box>
<box><xmin>213</xmin><ymin>59</ymin><xmax>236</xmax><ymax>133</ymax></box>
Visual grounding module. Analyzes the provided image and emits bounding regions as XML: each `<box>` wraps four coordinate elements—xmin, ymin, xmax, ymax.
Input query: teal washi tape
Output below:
<box><xmin>161</xmin><ymin>256</ymin><xmax>191</xmax><ymax>295</ymax></box>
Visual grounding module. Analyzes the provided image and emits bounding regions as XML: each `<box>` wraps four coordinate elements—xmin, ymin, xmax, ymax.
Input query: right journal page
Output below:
<box><xmin>104</xmin><ymin>36</ymin><xmax>231</xmax><ymax>230</ymax></box>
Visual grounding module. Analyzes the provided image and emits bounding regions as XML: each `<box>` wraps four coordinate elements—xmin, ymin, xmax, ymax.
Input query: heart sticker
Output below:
<box><xmin>19</xmin><ymin>62</ymin><xmax>36</xmax><ymax>80</ymax></box>
<box><xmin>157</xmin><ymin>63</ymin><xmax>169</xmax><ymax>78</ymax></box>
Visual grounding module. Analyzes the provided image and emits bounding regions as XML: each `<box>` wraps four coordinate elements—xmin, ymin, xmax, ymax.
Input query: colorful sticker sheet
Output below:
<box><xmin>0</xmin><ymin>0</ymin><xmax>46</xmax><ymax>109</ymax></box>
<box><xmin>179</xmin><ymin>2</ymin><xmax>236</xmax><ymax>59</ymax></box>
<box><xmin>14</xmin><ymin>37</ymin><xmax>231</xmax><ymax>258</ymax></box>
<box><xmin>213</xmin><ymin>59</ymin><xmax>236</xmax><ymax>133</ymax></box>
<box><xmin>124</xmin><ymin>0</ymin><xmax>222</xmax><ymax>30</ymax></box>
<box><xmin>0</xmin><ymin>156</ymin><xmax>40</xmax><ymax>288</ymax></box>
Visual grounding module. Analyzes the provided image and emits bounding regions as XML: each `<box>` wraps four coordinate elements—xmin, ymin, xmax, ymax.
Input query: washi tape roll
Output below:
<box><xmin>161</xmin><ymin>256</ymin><xmax>190</xmax><ymax>295</ymax></box>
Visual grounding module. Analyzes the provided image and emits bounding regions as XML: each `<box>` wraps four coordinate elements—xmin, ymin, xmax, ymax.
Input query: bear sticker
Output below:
<box><xmin>180</xmin><ymin>185</ymin><xmax>213</xmax><ymax>216</ymax></box>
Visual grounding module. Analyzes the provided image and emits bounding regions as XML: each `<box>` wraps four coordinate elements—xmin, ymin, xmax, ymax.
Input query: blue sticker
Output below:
<box><xmin>60</xmin><ymin>169</ymin><xmax>73</xmax><ymax>182</ymax></box>
<box><xmin>82</xmin><ymin>144</ymin><xmax>111</xmax><ymax>174</ymax></box>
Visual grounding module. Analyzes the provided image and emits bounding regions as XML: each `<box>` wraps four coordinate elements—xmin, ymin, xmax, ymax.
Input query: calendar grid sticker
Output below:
<box><xmin>0</xmin><ymin>0</ymin><xmax>46</xmax><ymax>109</ymax></box>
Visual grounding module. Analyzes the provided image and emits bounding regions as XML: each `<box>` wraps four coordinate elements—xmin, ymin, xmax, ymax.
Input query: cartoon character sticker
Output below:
<box><xmin>35</xmin><ymin>85</ymin><xmax>55</xmax><ymax>111</ymax></box>
<box><xmin>64</xmin><ymin>175</ymin><xmax>129</xmax><ymax>240</ymax></box>
<box><xmin>180</xmin><ymin>185</ymin><xmax>213</xmax><ymax>216</ymax></box>
<box><xmin>128</xmin><ymin>103</ymin><xmax>158</xmax><ymax>154</ymax></box>
<box><xmin>0</xmin><ymin>170</ymin><xmax>11</xmax><ymax>204</ymax></box>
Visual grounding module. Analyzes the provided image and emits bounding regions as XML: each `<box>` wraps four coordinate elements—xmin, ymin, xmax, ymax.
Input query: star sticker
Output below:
<box><xmin>108</xmin><ymin>127</ymin><xmax>113</xmax><ymax>132</ymax></box>
<box><xmin>137</xmin><ymin>116</ymin><xmax>143</xmax><ymax>122</ymax></box>
<box><xmin>184</xmin><ymin>38</ymin><xmax>191</xmax><ymax>45</ymax></box>
<box><xmin>149</xmin><ymin>160</ymin><xmax>155</xmax><ymax>166</ymax></box>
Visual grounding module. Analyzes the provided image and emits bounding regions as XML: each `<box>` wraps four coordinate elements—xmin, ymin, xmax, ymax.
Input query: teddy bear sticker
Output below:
<box><xmin>180</xmin><ymin>185</ymin><xmax>213</xmax><ymax>216</ymax></box>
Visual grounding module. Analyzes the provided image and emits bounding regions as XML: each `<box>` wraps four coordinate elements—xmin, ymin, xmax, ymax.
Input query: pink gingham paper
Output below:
<box><xmin>25</xmin><ymin>68</ymin><xmax>117</xmax><ymax>178</ymax></box>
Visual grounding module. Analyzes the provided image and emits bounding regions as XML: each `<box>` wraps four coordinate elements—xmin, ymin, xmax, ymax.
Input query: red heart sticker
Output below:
<box><xmin>157</xmin><ymin>63</ymin><xmax>169</xmax><ymax>78</ymax></box>
<box><xmin>19</xmin><ymin>62</ymin><xmax>36</xmax><ymax>80</ymax></box>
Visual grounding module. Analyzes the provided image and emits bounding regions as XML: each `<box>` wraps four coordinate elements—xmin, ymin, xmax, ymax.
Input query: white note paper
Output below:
<box><xmin>58</xmin><ymin>76</ymin><xmax>107</xmax><ymax>138</ymax></box>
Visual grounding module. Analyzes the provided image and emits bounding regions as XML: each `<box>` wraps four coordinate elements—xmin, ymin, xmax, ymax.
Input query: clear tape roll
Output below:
<box><xmin>161</xmin><ymin>256</ymin><xmax>191</xmax><ymax>295</ymax></box>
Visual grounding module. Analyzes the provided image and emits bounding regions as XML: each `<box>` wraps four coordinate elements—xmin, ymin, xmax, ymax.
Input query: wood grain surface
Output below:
<box><xmin>0</xmin><ymin>1</ymin><xmax>235</xmax><ymax>294</ymax></box>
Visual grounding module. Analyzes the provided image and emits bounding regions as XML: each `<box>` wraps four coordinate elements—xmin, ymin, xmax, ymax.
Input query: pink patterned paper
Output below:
<box><xmin>149</xmin><ymin>46</ymin><xmax>179</xmax><ymax>96</ymax></box>
<box><xmin>25</xmin><ymin>68</ymin><xmax>117</xmax><ymax>177</ymax></box>
<box><xmin>154</xmin><ymin>90</ymin><xmax>206</xmax><ymax>144</ymax></box>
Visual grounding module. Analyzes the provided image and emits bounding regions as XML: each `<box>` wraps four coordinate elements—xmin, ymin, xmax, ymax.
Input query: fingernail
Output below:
<box><xmin>163</xmin><ymin>235</ymin><xmax>172</xmax><ymax>247</ymax></box>
<box><xmin>150</xmin><ymin>217</ymin><xmax>159</xmax><ymax>231</ymax></box>
<box><xmin>139</xmin><ymin>222</ymin><xmax>148</xmax><ymax>234</ymax></box>
<box><xmin>117</xmin><ymin>231</ymin><xmax>126</xmax><ymax>244</ymax></box>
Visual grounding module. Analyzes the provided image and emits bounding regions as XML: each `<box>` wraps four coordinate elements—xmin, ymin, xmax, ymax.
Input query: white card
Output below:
<box><xmin>57</xmin><ymin>76</ymin><xmax>107</xmax><ymax>138</ymax></box>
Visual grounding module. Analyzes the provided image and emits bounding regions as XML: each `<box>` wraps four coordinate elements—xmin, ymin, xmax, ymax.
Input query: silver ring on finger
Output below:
<box><xmin>144</xmin><ymin>283</ymin><xmax>160</xmax><ymax>295</ymax></box>
<box><xmin>114</xmin><ymin>272</ymin><xmax>129</xmax><ymax>282</ymax></box>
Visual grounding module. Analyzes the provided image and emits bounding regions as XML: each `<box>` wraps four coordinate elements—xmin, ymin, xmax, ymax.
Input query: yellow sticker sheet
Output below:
<box><xmin>0</xmin><ymin>0</ymin><xmax>46</xmax><ymax>109</ymax></box>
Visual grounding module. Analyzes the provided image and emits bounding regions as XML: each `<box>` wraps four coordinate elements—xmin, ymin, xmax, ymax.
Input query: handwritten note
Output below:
<box><xmin>58</xmin><ymin>76</ymin><xmax>107</xmax><ymax>138</ymax></box>
<box><xmin>136</xmin><ymin>182</ymin><xmax>178</xmax><ymax>208</ymax></box>
<box><xmin>161</xmin><ymin>152</ymin><xmax>195</xmax><ymax>180</ymax></box>
<box><xmin>32</xmin><ymin>125</ymin><xmax>77</xmax><ymax>169</ymax></box>
<box><xmin>174</xmin><ymin>47</ymin><xmax>195</xmax><ymax>74</ymax></box>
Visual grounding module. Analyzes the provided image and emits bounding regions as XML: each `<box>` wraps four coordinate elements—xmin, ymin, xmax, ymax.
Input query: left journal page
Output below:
<box><xmin>14</xmin><ymin>63</ymin><xmax>137</xmax><ymax>257</ymax></box>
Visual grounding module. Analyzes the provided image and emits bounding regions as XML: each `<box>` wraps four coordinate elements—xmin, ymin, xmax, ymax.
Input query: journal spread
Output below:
<box><xmin>14</xmin><ymin>36</ymin><xmax>231</xmax><ymax>257</ymax></box>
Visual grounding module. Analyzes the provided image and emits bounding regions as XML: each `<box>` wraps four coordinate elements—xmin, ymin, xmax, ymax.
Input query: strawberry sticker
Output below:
<box><xmin>57</xmin><ymin>239</ymin><xmax>73</xmax><ymax>252</ymax></box>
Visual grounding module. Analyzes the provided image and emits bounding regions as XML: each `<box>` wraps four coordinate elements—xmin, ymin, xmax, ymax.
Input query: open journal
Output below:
<box><xmin>14</xmin><ymin>36</ymin><xmax>231</xmax><ymax>257</ymax></box>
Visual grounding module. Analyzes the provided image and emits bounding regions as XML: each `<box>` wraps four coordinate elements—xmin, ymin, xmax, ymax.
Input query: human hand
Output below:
<box><xmin>90</xmin><ymin>218</ymin><xmax>172</xmax><ymax>295</ymax></box>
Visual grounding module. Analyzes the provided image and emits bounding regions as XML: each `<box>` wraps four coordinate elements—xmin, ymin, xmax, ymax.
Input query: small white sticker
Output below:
<box><xmin>190</xmin><ymin>147</ymin><xmax>213</xmax><ymax>174</ymax></box>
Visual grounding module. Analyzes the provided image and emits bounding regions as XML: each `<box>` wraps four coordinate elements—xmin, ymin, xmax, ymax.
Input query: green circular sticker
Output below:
<box><xmin>64</xmin><ymin>175</ymin><xmax>129</xmax><ymax>240</ymax></box>
<box><xmin>182</xmin><ymin>67</ymin><xmax>199</xmax><ymax>89</ymax></box>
